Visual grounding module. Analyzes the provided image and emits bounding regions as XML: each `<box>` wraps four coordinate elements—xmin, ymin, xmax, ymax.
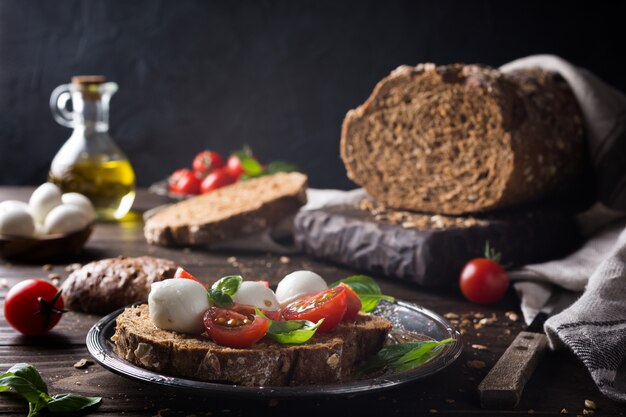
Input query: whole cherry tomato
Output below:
<box><xmin>459</xmin><ymin>258</ymin><xmax>509</xmax><ymax>304</ymax></box>
<box><xmin>226</xmin><ymin>155</ymin><xmax>246</xmax><ymax>179</ymax></box>
<box><xmin>338</xmin><ymin>283</ymin><xmax>362</xmax><ymax>321</ymax></box>
<box><xmin>203</xmin><ymin>307</ymin><xmax>269</xmax><ymax>348</ymax></box>
<box><xmin>169</xmin><ymin>168</ymin><xmax>201</xmax><ymax>195</ymax></box>
<box><xmin>200</xmin><ymin>168</ymin><xmax>235</xmax><ymax>193</ymax></box>
<box><xmin>282</xmin><ymin>286</ymin><xmax>347</xmax><ymax>332</ymax></box>
<box><xmin>193</xmin><ymin>150</ymin><xmax>225</xmax><ymax>178</ymax></box>
<box><xmin>4</xmin><ymin>279</ymin><xmax>65</xmax><ymax>335</ymax></box>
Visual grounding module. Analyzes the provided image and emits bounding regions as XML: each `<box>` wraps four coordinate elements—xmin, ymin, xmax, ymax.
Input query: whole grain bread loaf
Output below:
<box><xmin>340</xmin><ymin>63</ymin><xmax>585</xmax><ymax>214</ymax></box>
<box><xmin>144</xmin><ymin>172</ymin><xmax>308</xmax><ymax>246</ymax></box>
<box><xmin>62</xmin><ymin>256</ymin><xmax>177</xmax><ymax>314</ymax></box>
<box><xmin>112</xmin><ymin>304</ymin><xmax>392</xmax><ymax>386</ymax></box>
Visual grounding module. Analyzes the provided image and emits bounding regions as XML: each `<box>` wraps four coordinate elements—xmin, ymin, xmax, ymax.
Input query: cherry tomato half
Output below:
<box><xmin>203</xmin><ymin>307</ymin><xmax>269</xmax><ymax>348</ymax></box>
<box><xmin>339</xmin><ymin>283</ymin><xmax>362</xmax><ymax>321</ymax></box>
<box><xmin>459</xmin><ymin>258</ymin><xmax>509</xmax><ymax>304</ymax></box>
<box><xmin>169</xmin><ymin>168</ymin><xmax>201</xmax><ymax>195</ymax></box>
<box><xmin>282</xmin><ymin>286</ymin><xmax>347</xmax><ymax>332</ymax></box>
<box><xmin>193</xmin><ymin>150</ymin><xmax>225</xmax><ymax>178</ymax></box>
<box><xmin>4</xmin><ymin>279</ymin><xmax>65</xmax><ymax>336</ymax></box>
<box><xmin>200</xmin><ymin>168</ymin><xmax>235</xmax><ymax>194</ymax></box>
<box><xmin>229</xmin><ymin>303</ymin><xmax>281</xmax><ymax>321</ymax></box>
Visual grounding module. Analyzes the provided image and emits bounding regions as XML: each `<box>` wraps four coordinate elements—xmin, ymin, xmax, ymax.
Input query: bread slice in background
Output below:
<box><xmin>340</xmin><ymin>63</ymin><xmax>586</xmax><ymax>215</ymax></box>
<box><xmin>144</xmin><ymin>172</ymin><xmax>307</xmax><ymax>246</ymax></box>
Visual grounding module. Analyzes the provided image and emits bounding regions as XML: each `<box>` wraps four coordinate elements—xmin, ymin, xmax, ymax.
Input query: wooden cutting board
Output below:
<box><xmin>293</xmin><ymin>204</ymin><xmax>581</xmax><ymax>288</ymax></box>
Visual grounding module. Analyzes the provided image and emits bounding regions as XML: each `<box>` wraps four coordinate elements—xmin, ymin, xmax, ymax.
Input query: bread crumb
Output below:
<box><xmin>326</xmin><ymin>354</ymin><xmax>340</xmax><ymax>369</ymax></box>
<box><xmin>582</xmin><ymin>410</ymin><xmax>594</xmax><ymax>415</ymax></box>
<box><xmin>444</xmin><ymin>312</ymin><xmax>459</xmax><ymax>319</ymax></box>
<box><xmin>505</xmin><ymin>311</ymin><xmax>520</xmax><ymax>321</ymax></box>
<box><xmin>73</xmin><ymin>359</ymin><xmax>94</xmax><ymax>369</ymax></box>
<box><xmin>466</xmin><ymin>360</ymin><xmax>486</xmax><ymax>369</ymax></box>
<box><xmin>0</xmin><ymin>278</ymin><xmax>8</xmax><ymax>288</ymax></box>
<box><xmin>227</xmin><ymin>256</ymin><xmax>237</xmax><ymax>264</ymax></box>
<box><xmin>279</xmin><ymin>256</ymin><xmax>290</xmax><ymax>264</ymax></box>
<box><xmin>471</xmin><ymin>344</ymin><xmax>488</xmax><ymax>351</ymax></box>
<box><xmin>429</xmin><ymin>409</ymin><xmax>438</xmax><ymax>413</ymax></box>
<box><xmin>65</xmin><ymin>263</ymin><xmax>82</xmax><ymax>272</ymax></box>
<box><xmin>42</xmin><ymin>264</ymin><xmax>54</xmax><ymax>271</ymax></box>
<box><xmin>560</xmin><ymin>409</ymin><xmax>568</xmax><ymax>414</ymax></box>
<box><xmin>584</xmin><ymin>400</ymin><xmax>596</xmax><ymax>410</ymax></box>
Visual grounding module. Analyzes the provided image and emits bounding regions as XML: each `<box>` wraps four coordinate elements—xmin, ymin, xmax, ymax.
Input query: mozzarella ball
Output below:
<box><xmin>29</xmin><ymin>183</ymin><xmax>63</xmax><ymax>224</ymax></box>
<box><xmin>149</xmin><ymin>278</ymin><xmax>210</xmax><ymax>334</ymax></box>
<box><xmin>276</xmin><ymin>270</ymin><xmax>328</xmax><ymax>306</ymax></box>
<box><xmin>62</xmin><ymin>193</ymin><xmax>95</xmax><ymax>223</ymax></box>
<box><xmin>0</xmin><ymin>200</ymin><xmax>30</xmax><ymax>214</ymax></box>
<box><xmin>232</xmin><ymin>281</ymin><xmax>280</xmax><ymax>311</ymax></box>
<box><xmin>0</xmin><ymin>208</ymin><xmax>35</xmax><ymax>237</ymax></box>
<box><xmin>43</xmin><ymin>204</ymin><xmax>88</xmax><ymax>235</ymax></box>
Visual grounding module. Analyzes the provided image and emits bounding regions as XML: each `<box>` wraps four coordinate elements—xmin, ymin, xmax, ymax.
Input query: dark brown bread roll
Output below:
<box><xmin>62</xmin><ymin>256</ymin><xmax>177</xmax><ymax>314</ymax></box>
<box><xmin>340</xmin><ymin>63</ymin><xmax>585</xmax><ymax>214</ymax></box>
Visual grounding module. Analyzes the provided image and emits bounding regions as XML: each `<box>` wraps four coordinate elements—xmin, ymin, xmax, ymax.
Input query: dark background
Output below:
<box><xmin>1</xmin><ymin>0</ymin><xmax>624</xmax><ymax>189</ymax></box>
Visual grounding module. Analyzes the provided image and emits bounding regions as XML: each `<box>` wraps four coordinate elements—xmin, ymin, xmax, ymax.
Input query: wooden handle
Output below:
<box><xmin>478</xmin><ymin>331</ymin><xmax>548</xmax><ymax>408</ymax></box>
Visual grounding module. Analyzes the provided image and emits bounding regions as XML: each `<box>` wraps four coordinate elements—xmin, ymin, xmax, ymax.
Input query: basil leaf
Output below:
<box><xmin>265</xmin><ymin>161</ymin><xmax>299</xmax><ymax>174</ymax></box>
<box><xmin>208</xmin><ymin>288</ymin><xmax>234</xmax><ymax>307</ymax></box>
<box><xmin>5</xmin><ymin>363</ymin><xmax>48</xmax><ymax>394</ymax></box>
<box><xmin>0</xmin><ymin>375</ymin><xmax>46</xmax><ymax>404</ymax></box>
<box><xmin>331</xmin><ymin>275</ymin><xmax>395</xmax><ymax>312</ymax></box>
<box><xmin>233</xmin><ymin>150</ymin><xmax>263</xmax><ymax>176</ymax></box>
<box><xmin>211</xmin><ymin>275</ymin><xmax>242</xmax><ymax>296</ymax></box>
<box><xmin>255</xmin><ymin>309</ymin><xmax>323</xmax><ymax>344</ymax></box>
<box><xmin>360</xmin><ymin>338</ymin><xmax>453</xmax><ymax>374</ymax></box>
<box><xmin>209</xmin><ymin>275</ymin><xmax>243</xmax><ymax>307</ymax></box>
<box><xmin>47</xmin><ymin>393</ymin><xmax>102</xmax><ymax>413</ymax></box>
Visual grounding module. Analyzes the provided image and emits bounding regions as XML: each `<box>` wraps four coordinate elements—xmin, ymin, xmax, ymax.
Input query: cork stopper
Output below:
<box><xmin>71</xmin><ymin>75</ymin><xmax>106</xmax><ymax>100</ymax></box>
<box><xmin>71</xmin><ymin>75</ymin><xmax>106</xmax><ymax>85</ymax></box>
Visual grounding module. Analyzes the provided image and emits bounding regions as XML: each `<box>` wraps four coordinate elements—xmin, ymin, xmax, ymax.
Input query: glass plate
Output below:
<box><xmin>86</xmin><ymin>300</ymin><xmax>462</xmax><ymax>398</ymax></box>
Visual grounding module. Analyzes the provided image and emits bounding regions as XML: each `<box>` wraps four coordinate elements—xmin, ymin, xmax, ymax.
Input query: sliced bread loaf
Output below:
<box><xmin>112</xmin><ymin>304</ymin><xmax>392</xmax><ymax>386</ymax></box>
<box><xmin>340</xmin><ymin>63</ymin><xmax>585</xmax><ymax>215</ymax></box>
<box><xmin>144</xmin><ymin>172</ymin><xmax>307</xmax><ymax>246</ymax></box>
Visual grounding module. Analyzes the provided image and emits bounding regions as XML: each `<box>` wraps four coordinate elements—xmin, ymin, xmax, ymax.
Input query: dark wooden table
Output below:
<box><xmin>0</xmin><ymin>187</ymin><xmax>623</xmax><ymax>417</ymax></box>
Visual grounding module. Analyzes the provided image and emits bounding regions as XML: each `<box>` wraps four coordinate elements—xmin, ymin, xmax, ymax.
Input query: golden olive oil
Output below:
<box><xmin>49</xmin><ymin>159</ymin><xmax>135</xmax><ymax>220</ymax></box>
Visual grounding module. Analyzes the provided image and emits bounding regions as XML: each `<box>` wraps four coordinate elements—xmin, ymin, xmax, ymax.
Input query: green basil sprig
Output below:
<box><xmin>0</xmin><ymin>363</ymin><xmax>101</xmax><ymax>417</ymax></box>
<box><xmin>233</xmin><ymin>146</ymin><xmax>300</xmax><ymax>180</ymax></box>
<box><xmin>331</xmin><ymin>275</ymin><xmax>395</xmax><ymax>312</ymax></box>
<box><xmin>255</xmin><ymin>309</ymin><xmax>323</xmax><ymax>344</ymax></box>
<box><xmin>208</xmin><ymin>275</ymin><xmax>243</xmax><ymax>307</ymax></box>
<box><xmin>360</xmin><ymin>338</ymin><xmax>454</xmax><ymax>374</ymax></box>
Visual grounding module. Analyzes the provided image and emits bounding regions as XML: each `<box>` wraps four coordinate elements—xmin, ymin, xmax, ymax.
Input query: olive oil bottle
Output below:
<box><xmin>49</xmin><ymin>76</ymin><xmax>135</xmax><ymax>220</ymax></box>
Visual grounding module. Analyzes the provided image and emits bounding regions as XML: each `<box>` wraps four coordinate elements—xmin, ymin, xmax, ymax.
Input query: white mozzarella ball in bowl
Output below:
<box><xmin>0</xmin><ymin>200</ymin><xmax>30</xmax><ymax>214</ymax></box>
<box><xmin>276</xmin><ymin>270</ymin><xmax>328</xmax><ymax>306</ymax></box>
<box><xmin>0</xmin><ymin>207</ymin><xmax>35</xmax><ymax>237</ymax></box>
<box><xmin>43</xmin><ymin>204</ymin><xmax>88</xmax><ymax>235</ymax></box>
<box><xmin>232</xmin><ymin>281</ymin><xmax>280</xmax><ymax>311</ymax></box>
<box><xmin>29</xmin><ymin>183</ymin><xmax>63</xmax><ymax>224</ymax></box>
<box><xmin>62</xmin><ymin>193</ymin><xmax>95</xmax><ymax>223</ymax></box>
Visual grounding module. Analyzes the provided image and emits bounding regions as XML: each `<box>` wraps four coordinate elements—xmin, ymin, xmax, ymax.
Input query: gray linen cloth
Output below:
<box><xmin>502</xmin><ymin>55</ymin><xmax>626</xmax><ymax>402</ymax></box>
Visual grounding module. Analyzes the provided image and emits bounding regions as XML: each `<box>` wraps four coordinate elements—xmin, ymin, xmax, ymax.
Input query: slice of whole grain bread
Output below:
<box><xmin>340</xmin><ymin>63</ymin><xmax>586</xmax><ymax>215</ymax></box>
<box><xmin>112</xmin><ymin>304</ymin><xmax>392</xmax><ymax>386</ymax></box>
<box><xmin>144</xmin><ymin>172</ymin><xmax>308</xmax><ymax>246</ymax></box>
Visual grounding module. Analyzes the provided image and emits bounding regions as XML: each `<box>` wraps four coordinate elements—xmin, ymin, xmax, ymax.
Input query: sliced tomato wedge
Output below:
<box><xmin>173</xmin><ymin>267</ymin><xmax>203</xmax><ymax>285</ymax></box>
<box><xmin>229</xmin><ymin>303</ymin><xmax>281</xmax><ymax>321</ymax></box>
<box><xmin>339</xmin><ymin>283</ymin><xmax>362</xmax><ymax>321</ymax></box>
<box><xmin>281</xmin><ymin>286</ymin><xmax>347</xmax><ymax>332</ymax></box>
<box><xmin>203</xmin><ymin>307</ymin><xmax>269</xmax><ymax>348</ymax></box>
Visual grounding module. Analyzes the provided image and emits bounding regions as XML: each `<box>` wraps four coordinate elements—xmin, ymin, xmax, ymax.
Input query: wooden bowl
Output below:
<box><xmin>0</xmin><ymin>224</ymin><xmax>93</xmax><ymax>262</ymax></box>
